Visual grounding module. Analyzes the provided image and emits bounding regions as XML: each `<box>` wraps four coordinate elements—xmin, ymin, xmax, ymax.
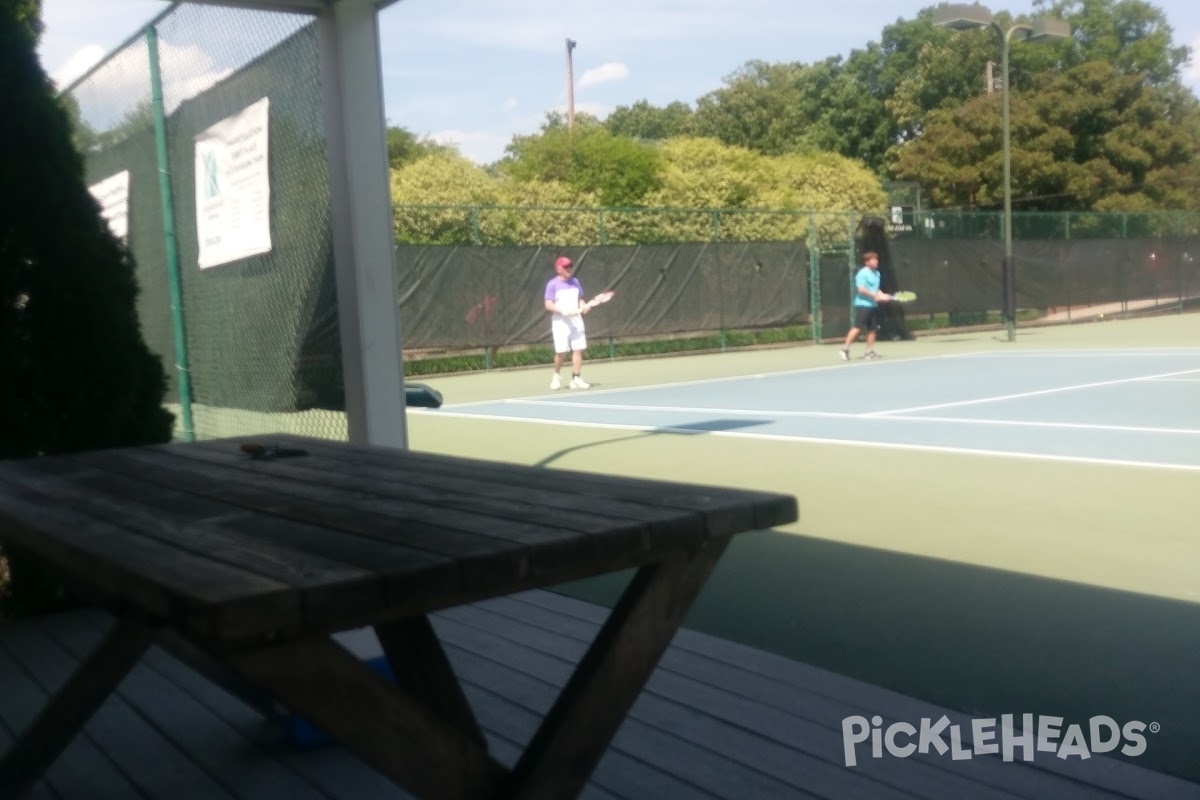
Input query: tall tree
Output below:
<box><xmin>2</xmin><ymin>1</ymin><xmax>173</xmax><ymax>612</ymax></box>
<box><xmin>887</xmin><ymin>90</ymin><xmax>1067</xmax><ymax>209</ymax></box>
<box><xmin>691</xmin><ymin>60</ymin><xmax>807</xmax><ymax>155</ymax></box>
<box><xmin>604</xmin><ymin>100</ymin><xmax>695</xmax><ymax>141</ymax></box>
<box><xmin>500</xmin><ymin>112</ymin><xmax>663</xmax><ymax>207</ymax></box>
<box><xmin>14</xmin><ymin>0</ymin><xmax>41</xmax><ymax>40</ymax></box>
<box><xmin>1035</xmin><ymin>0</ymin><xmax>1189</xmax><ymax>85</ymax></box>
<box><xmin>1033</xmin><ymin>60</ymin><xmax>1200</xmax><ymax>209</ymax></box>
<box><xmin>386</xmin><ymin>125</ymin><xmax>455</xmax><ymax>170</ymax></box>
<box><xmin>888</xmin><ymin>59</ymin><xmax>1200</xmax><ymax>212</ymax></box>
<box><xmin>390</xmin><ymin>150</ymin><xmax>501</xmax><ymax>243</ymax></box>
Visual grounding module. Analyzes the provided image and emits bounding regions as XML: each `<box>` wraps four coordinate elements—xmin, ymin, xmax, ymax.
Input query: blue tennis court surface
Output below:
<box><xmin>424</xmin><ymin>348</ymin><xmax>1200</xmax><ymax>471</ymax></box>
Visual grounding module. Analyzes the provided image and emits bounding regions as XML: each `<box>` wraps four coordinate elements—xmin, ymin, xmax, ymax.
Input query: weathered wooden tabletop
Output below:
<box><xmin>0</xmin><ymin>434</ymin><xmax>798</xmax><ymax>799</ymax></box>
<box><xmin>0</xmin><ymin>434</ymin><xmax>796</xmax><ymax>643</ymax></box>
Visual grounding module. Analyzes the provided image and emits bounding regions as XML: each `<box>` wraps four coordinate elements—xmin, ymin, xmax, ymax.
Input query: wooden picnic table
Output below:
<box><xmin>0</xmin><ymin>434</ymin><xmax>797</xmax><ymax>800</ymax></box>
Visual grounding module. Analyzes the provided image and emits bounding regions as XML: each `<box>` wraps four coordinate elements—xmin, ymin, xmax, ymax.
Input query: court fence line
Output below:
<box><xmin>60</xmin><ymin>3</ymin><xmax>1200</xmax><ymax>441</ymax></box>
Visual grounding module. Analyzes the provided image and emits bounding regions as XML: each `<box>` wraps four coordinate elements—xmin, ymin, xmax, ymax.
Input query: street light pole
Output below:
<box><xmin>934</xmin><ymin>5</ymin><xmax>1070</xmax><ymax>342</ymax></box>
<box><xmin>565</xmin><ymin>38</ymin><xmax>577</xmax><ymax>132</ymax></box>
<box><xmin>1001</xmin><ymin>23</ymin><xmax>1016</xmax><ymax>341</ymax></box>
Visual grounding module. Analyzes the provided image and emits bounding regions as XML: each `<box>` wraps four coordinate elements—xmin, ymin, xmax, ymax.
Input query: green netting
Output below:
<box><xmin>395</xmin><ymin>242</ymin><xmax>810</xmax><ymax>352</ymax></box>
<box><xmin>71</xmin><ymin>36</ymin><xmax>177</xmax><ymax>404</ymax></box>
<box><xmin>63</xmin><ymin>3</ymin><xmax>1200</xmax><ymax>416</ymax></box>
<box><xmin>66</xmin><ymin>5</ymin><xmax>344</xmax><ymax>441</ymax></box>
<box><xmin>882</xmin><ymin>237</ymin><xmax>1200</xmax><ymax>324</ymax></box>
<box><xmin>159</xmin><ymin>14</ymin><xmax>336</xmax><ymax>414</ymax></box>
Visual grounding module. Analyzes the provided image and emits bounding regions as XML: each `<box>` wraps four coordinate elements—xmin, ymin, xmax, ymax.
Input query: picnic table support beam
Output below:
<box><xmin>375</xmin><ymin>615</ymin><xmax>487</xmax><ymax>747</ymax></box>
<box><xmin>502</xmin><ymin>541</ymin><xmax>730</xmax><ymax>800</ymax></box>
<box><xmin>0</xmin><ymin>619</ymin><xmax>155</xmax><ymax>798</ymax></box>
<box><xmin>159</xmin><ymin>630</ymin><xmax>278</xmax><ymax>717</ymax></box>
<box><xmin>222</xmin><ymin>634</ymin><xmax>506</xmax><ymax>800</ymax></box>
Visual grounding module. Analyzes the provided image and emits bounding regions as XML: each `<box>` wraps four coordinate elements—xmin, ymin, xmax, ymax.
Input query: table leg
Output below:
<box><xmin>221</xmin><ymin>633</ymin><xmax>506</xmax><ymax>800</ymax></box>
<box><xmin>501</xmin><ymin>540</ymin><xmax>730</xmax><ymax>800</ymax></box>
<box><xmin>158</xmin><ymin>629</ymin><xmax>277</xmax><ymax>717</ymax></box>
<box><xmin>375</xmin><ymin>615</ymin><xmax>487</xmax><ymax>747</ymax></box>
<box><xmin>0</xmin><ymin>618</ymin><xmax>154</xmax><ymax>798</ymax></box>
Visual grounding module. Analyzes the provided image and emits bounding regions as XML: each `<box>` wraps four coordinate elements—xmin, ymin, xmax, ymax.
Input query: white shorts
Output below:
<box><xmin>551</xmin><ymin>315</ymin><xmax>587</xmax><ymax>354</ymax></box>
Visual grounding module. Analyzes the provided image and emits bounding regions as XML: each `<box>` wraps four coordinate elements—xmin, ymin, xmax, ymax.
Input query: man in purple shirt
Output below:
<box><xmin>543</xmin><ymin>255</ymin><xmax>591</xmax><ymax>389</ymax></box>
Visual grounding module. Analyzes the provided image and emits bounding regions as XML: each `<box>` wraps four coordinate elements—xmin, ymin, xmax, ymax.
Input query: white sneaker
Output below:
<box><xmin>839</xmin><ymin>348</ymin><xmax>850</xmax><ymax>361</ymax></box>
<box><xmin>569</xmin><ymin>376</ymin><xmax>590</xmax><ymax>389</ymax></box>
<box><xmin>550</xmin><ymin>374</ymin><xmax>561</xmax><ymax>390</ymax></box>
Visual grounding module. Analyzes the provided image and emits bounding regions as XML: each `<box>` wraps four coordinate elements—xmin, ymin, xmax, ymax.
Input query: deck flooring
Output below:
<box><xmin>0</xmin><ymin>590</ymin><xmax>1196</xmax><ymax>799</ymax></box>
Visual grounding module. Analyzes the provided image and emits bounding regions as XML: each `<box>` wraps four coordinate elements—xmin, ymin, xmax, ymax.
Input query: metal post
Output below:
<box><xmin>936</xmin><ymin>6</ymin><xmax>1069</xmax><ymax>340</ymax></box>
<box><xmin>566</xmin><ymin>38</ymin><xmax>577</xmax><ymax>132</ymax></box>
<box><xmin>147</xmin><ymin>24</ymin><xmax>195</xmax><ymax>442</ymax></box>
<box><xmin>711</xmin><ymin>212</ymin><xmax>726</xmax><ymax>350</ymax></box>
<box><xmin>1001</xmin><ymin>27</ymin><xmax>1016</xmax><ymax>341</ymax></box>
<box><xmin>808</xmin><ymin>212</ymin><xmax>821</xmax><ymax>341</ymax></box>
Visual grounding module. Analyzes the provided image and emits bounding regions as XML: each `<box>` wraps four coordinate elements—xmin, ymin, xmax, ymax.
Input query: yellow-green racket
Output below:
<box><xmin>892</xmin><ymin>290</ymin><xmax>917</xmax><ymax>303</ymax></box>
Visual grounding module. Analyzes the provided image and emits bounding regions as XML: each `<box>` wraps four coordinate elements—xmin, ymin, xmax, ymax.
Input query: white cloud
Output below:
<box><xmin>1185</xmin><ymin>36</ymin><xmax>1200</xmax><ymax>91</ymax></box>
<box><xmin>549</xmin><ymin>101</ymin><xmax>612</xmax><ymax>121</ymax></box>
<box><xmin>425</xmin><ymin>129</ymin><xmax>512</xmax><ymax>164</ymax></box>
<box><xmin>60</xmin><ymin>38</ymin><xmax>233</xmax><ymax>130</ymax></box>
<box><xmin>504</xmin><ymin>96</ymin><xmax>519</xmax><ymax>111</ymax></box>
<box><xmin>578</xmin><ymin>62</ymin><xmax>630</xmax><ymax>89</ymax></box>
<box><xmin>50</xmin><ymin>44</ymin><xmax>106</xmax><ymax>88</ymax></box>
<box><xmin>392</xmin><ymin>0</ymin><xmax>821</xmax><ymax>52</ymax></box>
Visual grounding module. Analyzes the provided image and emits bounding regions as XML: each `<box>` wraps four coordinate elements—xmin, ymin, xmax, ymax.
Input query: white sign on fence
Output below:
<box><xmin>88</xmin><ymin>170</ymin><xmax>130</xmax><ymax>243</ymax></box>
<box><xmin>194</xmin><ymin>96</ymin><xmax>271</xmax><ymax>269</ymax></box>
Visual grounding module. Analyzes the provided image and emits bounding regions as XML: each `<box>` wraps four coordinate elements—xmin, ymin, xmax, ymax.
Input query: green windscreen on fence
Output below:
<box><xmin>884</xmin><ymin>238</ymin><xmax>1200</xmax><ymax>323</ymax></box>
<box><xmin>158</xmin><ymin>15</ymin><xmax>339</xmax><ymax>417</ymax></box>
<box><xmin>69</xmin><ymin>6</ymin><xmax>343</xmax><ymax>440</ymax></box>
<box><xmin>395</xmin><ymin>242</ymin><xmax>810</xmax><ymax>351</ymax></box>
<box><xmin>64</xmin><ymin>0</ymin><xmax>1200</xmax><ymax>438</ymax></box>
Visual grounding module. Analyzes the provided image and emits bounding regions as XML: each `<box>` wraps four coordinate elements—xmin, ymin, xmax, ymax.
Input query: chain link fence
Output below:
<box><xmin>64</xmin><ymin>2</ymin><xmax>1200</xmax><ymax>427</ymax></box>
<box><xmin>66</xmin><ymin>3</ymin><xmax>344</xmax><ymax>442</ymax></box>
<box><xmin>391</xmin><ymin>206</ymin><xmax>1200</xmax><ymax>370</ymax></box>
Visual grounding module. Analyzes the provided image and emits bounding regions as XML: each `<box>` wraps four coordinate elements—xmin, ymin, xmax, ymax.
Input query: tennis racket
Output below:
<box><xmin>583</xmin><ymin>290</ymin><xmax>615</xmax><ymax>310</ymax></box>
<box><xmin>891</xmin><ymin>290</ymin><xmax>917</xmax><ymax>303</ymax></box>
<box><xmin>566</xmin><ymin>290</ymin><xmax>615</xmax><ymax>315</ymax></box>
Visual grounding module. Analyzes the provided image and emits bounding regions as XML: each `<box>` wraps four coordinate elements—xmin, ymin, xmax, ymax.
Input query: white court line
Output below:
<box><xmin>961</xmin><ymin>352</ymin><xmax>1200</xmax><ymax>359</ymax></box>
<box><xmin>865</xmin><ymin>368</ymin><xmax>1200</xmax><ymax>417</ymax></box>
<box><xmin>505</xmin><ymin>399</ymin><xmax>1200</xmax><ymax>435</ymax></box>
<box><xmin>1149</xmin><ymin>377</ymin><xmax>1200</xmax><ymax>382</ymax></box>
<box><xmin>510</xmin><ymin>399</ymin><xmax>854</xmax><ymax>418</ymax></box>
<box><xmin>438</xmin><ymin>352</ymin><xmax>964</xmax><ymax>410</ymax></box>
<box><xmin>437</xmin><ymin>349</ymin><xmax>1200</xmax><ymax>412</ymax></box>
<box><xmin>883</xmin><ymin>414</ymin><xmax>1200</xmax><ymax>436</ymax></box>
<box><xmin>957</xmin><ymin>347</ymin><xmax>1200</xmax><ymax>357</ymax></box>
<box><xmin>413</xmin><ymin>409</ymin><xmax>1200</xmax><ymax>473</ymax></box>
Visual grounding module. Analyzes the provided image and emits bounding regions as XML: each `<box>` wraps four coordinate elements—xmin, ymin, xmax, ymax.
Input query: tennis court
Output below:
<box><xmin>405</xmin><ymin>313</ymin><xmax>1200</xmax><ymax>786</ymax></box>
<box><xmin>428</xmin><ymin>348</ymin><xmax>1200</xmax><ymax>471</ymax></box>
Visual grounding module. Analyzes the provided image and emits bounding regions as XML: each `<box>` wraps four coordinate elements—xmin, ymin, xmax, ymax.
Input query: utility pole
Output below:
<box><xmin>566</xmin><ymin>37</ymin><xmax>577</xmax><ymax>131</ymax></box>
<box><xmin>986</xmin><ymin>60</ymin><xmax>995</xmax><ymax>94</ymax></box>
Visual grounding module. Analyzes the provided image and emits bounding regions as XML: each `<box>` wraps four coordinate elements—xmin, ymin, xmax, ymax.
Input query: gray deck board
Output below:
<box><xmin>507</xmin><ymin>591</ymin><xmax>1200</xmax><ymax>800</ymax></box>
<box><xmin>0</xmin><ymin>590</ymin><xmax>1197</xmax><ymax>800</ymax></box>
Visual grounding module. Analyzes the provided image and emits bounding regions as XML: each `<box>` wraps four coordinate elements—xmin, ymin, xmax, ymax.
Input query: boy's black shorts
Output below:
<box><xmin>854</xmin><ymin>306</ymin><xmax>881</xmax><ymax>331</ymax></box>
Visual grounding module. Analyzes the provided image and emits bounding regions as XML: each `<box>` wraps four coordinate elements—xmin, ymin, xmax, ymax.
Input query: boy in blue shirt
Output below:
<box><xmin>840</xmin><ymin>251</ymin><xmax>894</xmax><ymax>361</ymax></box>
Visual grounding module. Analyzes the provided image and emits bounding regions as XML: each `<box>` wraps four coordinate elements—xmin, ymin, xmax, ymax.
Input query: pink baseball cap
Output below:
<box><xmin>555</xmin><ymin>256</ymin><xmax>573</xmax><ymax>269</ymax></box>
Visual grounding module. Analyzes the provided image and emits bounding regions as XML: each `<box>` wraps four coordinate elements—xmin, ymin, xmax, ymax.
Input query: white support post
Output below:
<box><xmin>316</xmin><ymin>0</ymin><xmax>408</xmax><ymax>449</ymax></box>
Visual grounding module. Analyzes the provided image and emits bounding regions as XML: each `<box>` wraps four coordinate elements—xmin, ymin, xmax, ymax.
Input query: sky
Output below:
<box><xmin>35</xmin><ymin>0</ymin><xmax>1200</xmax><ymax>165</ymax></box>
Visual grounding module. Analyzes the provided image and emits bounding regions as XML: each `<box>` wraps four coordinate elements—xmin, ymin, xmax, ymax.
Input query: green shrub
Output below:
<box><xmin>1</xmin><ymin>6</ymin><xmax>174</xmax><ymax>617</ymax></box>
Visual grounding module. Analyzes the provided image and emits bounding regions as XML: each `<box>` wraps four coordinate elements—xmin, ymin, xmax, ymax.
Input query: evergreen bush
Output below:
<box><xmin>1</xmin><ymin>3</ymin><xmax>174</xmax><ymax>616</ymax></box>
